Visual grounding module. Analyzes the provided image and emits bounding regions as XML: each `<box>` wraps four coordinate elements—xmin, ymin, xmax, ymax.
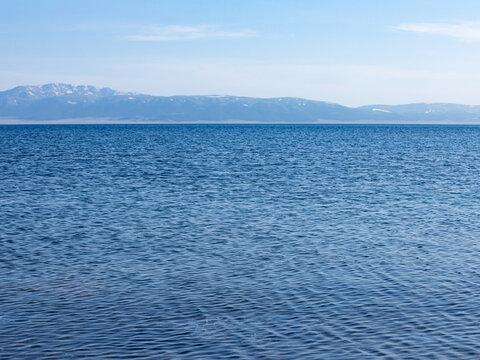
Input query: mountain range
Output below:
<box><xmin>1</xmin><ymin>83</ymin><xmax>480</xmax><ymax>124</ymax></box>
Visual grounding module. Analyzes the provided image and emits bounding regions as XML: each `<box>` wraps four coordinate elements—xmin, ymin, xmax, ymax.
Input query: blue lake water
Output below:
<box><xmin>1</xmin><ymin>124</ymin><xmax>480</xmax><ymax>359</ymax></box>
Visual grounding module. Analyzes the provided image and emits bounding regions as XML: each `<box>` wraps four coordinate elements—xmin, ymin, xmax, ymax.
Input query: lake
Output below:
<box><xmin>1</xmin><ymin>124</ymin><xmax>480</xmax><ymax>358</ymax></box>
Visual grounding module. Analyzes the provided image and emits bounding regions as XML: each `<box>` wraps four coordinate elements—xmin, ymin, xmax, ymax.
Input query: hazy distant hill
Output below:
<box><xmin>1</xmin><ymin>83</ymin><xmax>480</xmax><ymax>124</ymax></box>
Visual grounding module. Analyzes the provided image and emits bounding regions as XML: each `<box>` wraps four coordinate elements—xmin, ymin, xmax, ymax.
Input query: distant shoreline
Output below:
<box><xmin>2</xmin><ymin>118</ymin><xmax>480</xmax><ymax>125</ymax></box>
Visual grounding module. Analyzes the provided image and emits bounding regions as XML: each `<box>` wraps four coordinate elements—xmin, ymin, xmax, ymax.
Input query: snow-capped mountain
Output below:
<box><xmin>1</xmin><ymin>84</ymin><xmax>125</xmax><ymax>104</ymax></box>
<box><xmin>1</xmin><ymin>83</ymin><xmax>480</xmax><ymax>123</ymax></box>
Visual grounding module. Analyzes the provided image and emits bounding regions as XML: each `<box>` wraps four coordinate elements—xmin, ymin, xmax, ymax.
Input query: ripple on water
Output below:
<box><xmin>1</xmin><ymin>124</ymin><xmax>480</xmax><ymax>359</ymax></box>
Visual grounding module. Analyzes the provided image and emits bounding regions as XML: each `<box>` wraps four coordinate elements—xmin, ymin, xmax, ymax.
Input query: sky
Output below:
<box><xmin>2</xmin><ymin>0</ymin><xmax>480</xmax><ymax>106</ymax></box>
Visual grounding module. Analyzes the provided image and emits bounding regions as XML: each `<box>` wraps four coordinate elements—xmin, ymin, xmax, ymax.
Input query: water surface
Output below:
<box><xmin>1</xmin><ymin>125</ymin><xmax>480</xmax><ymax>358</ymax></box>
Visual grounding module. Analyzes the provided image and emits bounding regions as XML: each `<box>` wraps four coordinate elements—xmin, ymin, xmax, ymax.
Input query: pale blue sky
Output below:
<box><xmin>2</xmin><ymin>0</ymin><xmax>480</xmax><ymax>105</ymax></box>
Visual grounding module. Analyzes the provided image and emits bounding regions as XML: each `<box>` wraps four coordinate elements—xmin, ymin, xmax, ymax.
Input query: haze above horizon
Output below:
<box><xmin>2</xmin><ymin>0</ymin><xmax>480</xmax><ymax>106</ymax></box>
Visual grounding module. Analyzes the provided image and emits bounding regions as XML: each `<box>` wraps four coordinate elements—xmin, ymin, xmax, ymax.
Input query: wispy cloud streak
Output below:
<box><xmin>124</xmin><ymin>25</ymin><xmax>255</xmax><ymax>41</ymax></box>
<box><xmin>392</xmin><ymin>22</ymin><xmax>480</xmax><ymax>42</ymax></box>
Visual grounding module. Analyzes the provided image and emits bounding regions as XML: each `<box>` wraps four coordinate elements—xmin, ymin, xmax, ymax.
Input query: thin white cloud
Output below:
<box><xmin>124</xmin><ymin>25</ymin><xmax>255</xmax><ymax>41</ymax></box>
<box><xmin>392</xmin><ymin>22</ymin><xmax>480</xmax><ymax>42</ymax></box>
